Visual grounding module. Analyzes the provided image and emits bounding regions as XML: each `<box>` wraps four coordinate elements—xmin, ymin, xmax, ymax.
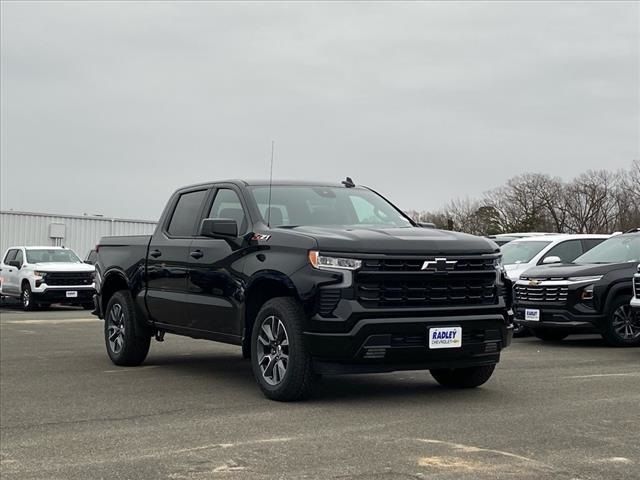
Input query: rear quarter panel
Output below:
<box><xmin>96</xmin><ymin>235</ymin><xmax>152</xmax><ymax>315</ymax></box>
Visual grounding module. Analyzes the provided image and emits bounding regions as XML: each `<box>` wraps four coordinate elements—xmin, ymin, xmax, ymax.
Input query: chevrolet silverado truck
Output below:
<box><xmin>94</xmin><ymin>179</ymin><xmax>513</xmax><ymax>401</ymax></box>
<box><xmin>515</xmin><ymin>230</ymin><xmax>640</xmax><ymax>346</ymax></box>
<box><xmin>0</xmin><ymin>246</ymin><xmax>96</xmax><ymax>310</ymax></box>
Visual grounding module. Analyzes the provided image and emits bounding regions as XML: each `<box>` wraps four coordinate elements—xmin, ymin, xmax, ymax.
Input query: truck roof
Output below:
<box><xmin>179</xmin><ymin>179</ymin><xmax>360</xmax><ymax>190</ymax></box>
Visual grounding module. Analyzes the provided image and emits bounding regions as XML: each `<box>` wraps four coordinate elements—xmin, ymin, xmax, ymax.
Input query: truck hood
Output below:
<box><xmin>31</xmin><ymin>263</ymin><xmax>95</xmax><ymax>273</ymax></box>
<box><xmin>284</xmin><ymin>226</ymin><xmax>498</xmax><ymax>255</ymax></box>
<box><xmin>520</xmin><ymin>261</ymin><xmax>638</xmax><ymax>279</ymax></box>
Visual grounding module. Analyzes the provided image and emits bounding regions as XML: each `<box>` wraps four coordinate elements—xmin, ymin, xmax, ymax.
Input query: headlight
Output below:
<box><xmin>308</xmin><ymin>251</ymin><xmax>362</xmax><ymax>270</ymax></box>
<box><xmin>34</xmin><ymin>271</ymin><xmax>48</xmax><ymax>278</ymax></box>
<box><xmin>494</xmin><ymin>257</ymin><xmax>503</xmax><ymax>269</ymax></box>
<box><xmin>568</xmin><ymin>275</ymin><xmax>603</xmax><ymax>282</ymax></box>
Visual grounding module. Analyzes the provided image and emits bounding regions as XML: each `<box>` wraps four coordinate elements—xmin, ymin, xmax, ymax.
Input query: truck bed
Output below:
<box><xmin>97</xmin><ymin>235</ymin><xmax>152</xmax><ymax>279</ymax></box>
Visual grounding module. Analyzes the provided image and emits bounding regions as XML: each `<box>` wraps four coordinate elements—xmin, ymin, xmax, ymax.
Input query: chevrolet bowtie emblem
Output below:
<box><xmin>421</xmin><ymin>258</ymin><xmax>457</xmax><ymax>272</ymax></box>
<box><xmin>529</xmin><ymin>279</ymin><xmax>541</xmax><ymax>286</ymax></box>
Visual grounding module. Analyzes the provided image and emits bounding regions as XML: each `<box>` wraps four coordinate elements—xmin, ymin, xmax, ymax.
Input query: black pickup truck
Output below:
<box><xmin>94</xmin><ymin>179</ymin><xmax>513</xmax><ymax>401</ymax></box>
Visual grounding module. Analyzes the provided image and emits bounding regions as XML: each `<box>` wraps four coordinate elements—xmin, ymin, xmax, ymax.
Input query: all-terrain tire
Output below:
<box><xmin>250</xmin><ymin>297</ymin><xmax>315</xmax><ymax>401</ymax></box>
<box><xmin>104</xmin><ymin>290</ymin><xmax>151</xmax><ymax>366</ymax></box>
<box><xmin>430</xmin><ymin>364</ymin><xmax>496</xmax><ymax>388</ymax></box>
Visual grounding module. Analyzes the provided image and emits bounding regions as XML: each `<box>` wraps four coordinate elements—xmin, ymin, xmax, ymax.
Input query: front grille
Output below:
<box><xmin>361</xmin><ymin>257</ymin><xmax>497</xmax><ymax>272</ymax></box>
<box><xmin>44</xmin><ymin>272</ymin><xmax>94</xmax><ymax>286</ymax></box>
<box><xmin>514</xmin><ymin>284</ymin><xmax>568</xmax><ymax>302</ymax></box>
<box><xmin>354</xmin><ymin>255</ymin><xmax>498</xmax><ymax>309</ymax></box>
<box><xmin>634</xmin><ymin>275</ymin><xmax>640</xmax><ymax>296</ymax></box>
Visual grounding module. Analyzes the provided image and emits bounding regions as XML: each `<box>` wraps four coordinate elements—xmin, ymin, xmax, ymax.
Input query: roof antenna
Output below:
<box><xmin>267</xmin><ymin>140</ymin><xmax>275</xmax><ymax>227</ymax></box>
<box><xmin>342</xmin><ymin>176</ymin><xmax>355</xmax><ymax>188</ymax></box>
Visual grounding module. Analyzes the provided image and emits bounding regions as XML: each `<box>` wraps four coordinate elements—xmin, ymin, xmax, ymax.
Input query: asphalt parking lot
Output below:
<box><xmin>1</xmin><ymin>307</ymin><xmax>638</xmax><ymax>480</ymax></box>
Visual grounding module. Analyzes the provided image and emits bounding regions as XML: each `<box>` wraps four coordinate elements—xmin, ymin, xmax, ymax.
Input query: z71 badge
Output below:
<box><xmin>251</xmin><ymin>233</ymin><xmax>271</xmax><ymax>241</ymax></box>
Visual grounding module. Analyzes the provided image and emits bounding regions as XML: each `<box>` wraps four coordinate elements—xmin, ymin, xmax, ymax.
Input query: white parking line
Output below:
<box><xmin>565</xmin><ymin>373</ymin><xmax>640</xmax><ymax>379</ymax></box>
<box><xmin>1</xmin><ymin>318</ymin><xmax>97</xmax><ymax>325</ymax></box>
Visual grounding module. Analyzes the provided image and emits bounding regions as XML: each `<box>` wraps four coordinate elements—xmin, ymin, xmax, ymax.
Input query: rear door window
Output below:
<box><xmin>167</xmin><ymin>190</ymin><xmax>208</xmax><ymax>236</ymax></box>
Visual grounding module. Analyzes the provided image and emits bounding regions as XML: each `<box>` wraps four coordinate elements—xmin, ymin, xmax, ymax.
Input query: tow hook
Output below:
<box><xmin>155</xmin><ymin>330</ymin><xmax>165</xmax><ymax>342</ymax></box>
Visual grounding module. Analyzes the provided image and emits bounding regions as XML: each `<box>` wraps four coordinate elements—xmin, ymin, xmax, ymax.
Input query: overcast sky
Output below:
<box><xmin>1</xmin><ymin>1</ymin><xmax>638</xmax><ymax>220</ymax></box>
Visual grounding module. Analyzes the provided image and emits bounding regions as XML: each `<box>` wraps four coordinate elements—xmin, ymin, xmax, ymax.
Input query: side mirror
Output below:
<box><xmin>84</xmin><ymin>260</ymin><xmax>93</xmax><ymax>265</ymax></box>
<box><xmin>542</xmin><ymin>255</ymin><xmax>562</xmax><ymax>265</ymax></box>
<box><xmin>8</xmin><ymin>260</ymin><xmax>21</xmax><ymax>269</ymax></box>
<box><xmin>199</xmin><ymin>218</ymin><xmax>238</xmax><ymax>238</ymax></box>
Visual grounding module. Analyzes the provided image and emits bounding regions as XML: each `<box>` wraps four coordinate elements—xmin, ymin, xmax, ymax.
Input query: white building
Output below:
<box><xmin>0</xmin><ymin>210</ymin><xmax>157</xmax><ymax>260</ymax></box>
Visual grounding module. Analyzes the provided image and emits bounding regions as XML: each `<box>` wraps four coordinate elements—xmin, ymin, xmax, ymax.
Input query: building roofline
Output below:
<box><xmin>0</xmin><ymin>210</ymin><xmax>157</xmax><ymax>224</ymax></box>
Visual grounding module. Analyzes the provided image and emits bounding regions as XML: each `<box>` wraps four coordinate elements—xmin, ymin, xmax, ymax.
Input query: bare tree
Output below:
<box><xmin>412</xmin><ymin>162</ymin><xmax>639</xmax><ymax>234</ymax></box>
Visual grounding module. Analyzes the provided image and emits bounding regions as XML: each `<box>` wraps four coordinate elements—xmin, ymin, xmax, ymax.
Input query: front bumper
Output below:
<box><xmin>304</xmin><ymin>313</ymin><xmax>512</xmax><ymax>374</ymax></box>
<box><xmin>32</xmin><ymin>288</ymin><xmax>95</xmax><ymax>303</ymax></box>
<box><xmin>514</xmin><ymin>305</ymin><xmax>602</xmax><ymax>331</ymax></box>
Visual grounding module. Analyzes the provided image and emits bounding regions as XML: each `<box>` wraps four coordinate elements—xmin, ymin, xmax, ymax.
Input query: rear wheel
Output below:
<box><xmin>430</xmin><ymin>364</ymin><xmax>496</xmax><ymax>388</ymax></box>
<box><xmin>104</xmin><ymin>291</ymin><xmax>151</xmax><ymax>366</ymax></box>
<box><xmin>531</xmin><ymin>329</ymin><xmax>569</xmax><ymax>342</ymax></box>
<box><xmin>21</xmin><ymin>284</ymin><xmax>36</xmax><ymax>311</ymax></box>
<box><xmin>250</xmin><ymin>297</ymin><xmax>315</xmax><ymax>401</ymax></box>
<box><xmin>602</xmin><ymin>296</ymin><xmax>640</xmax><ymax>347</ymax></box>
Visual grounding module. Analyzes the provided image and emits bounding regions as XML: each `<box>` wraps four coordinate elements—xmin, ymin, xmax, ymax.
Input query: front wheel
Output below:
<box><xmin>602</xmin><ymin>296</ymin><xmax>640</xmax><ymax>347</ymax></box>
<box><xmin>22</xmin><ymin>285</ymin><xmax>36</xmax><ymax>311</ymax></box>
<box><xmin>251</xmin><ymin>297</ymin><xmax>315</xmax><ymax>401</ymax></box>
<box><xmin>430</xmin><ymin>364</ymin><xmax>496</xmax><ymax>388</ymax></box>
<box><xmin>531</xmin><ymin>329</ymin><xmax>569</xmax><ymax>342</ymax></box>
<box><xmin>104</xmin><ymin>291</ymin><xmax>151</xmax><ymax>366</ymax></box>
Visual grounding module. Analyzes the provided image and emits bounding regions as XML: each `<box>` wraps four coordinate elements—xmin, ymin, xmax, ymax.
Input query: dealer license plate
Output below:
<box><xmin>525</xmin><ymin>309</ymin><xmax>540</xmax><ymax>321</ymax></box>
<box><xmin>66</xmin><ymin>291</ymin><xmax>78</xmax><ymax>298</ymax></box>
<box><xmin>428</xmin><ymin>327</ymin><xmax>462</xmax><ymax>349</ymax></box>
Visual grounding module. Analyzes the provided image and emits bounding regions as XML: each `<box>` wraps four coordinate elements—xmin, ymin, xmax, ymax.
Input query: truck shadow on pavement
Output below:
<box><xmin>520</xmin><ymin>335</ymin><xmax>613</xmax><ymax>349</ymax></box>
<box><xmin>141</xmin><ymin>351</ymin><xmax>507</xmax><ymax>404</ymax></box>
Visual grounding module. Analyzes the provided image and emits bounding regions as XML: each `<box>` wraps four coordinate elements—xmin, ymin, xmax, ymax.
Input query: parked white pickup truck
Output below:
<box><xmin>0</xmin><ymin>246</ymin><xmax>96</xmax><ymax>311</ymax></box>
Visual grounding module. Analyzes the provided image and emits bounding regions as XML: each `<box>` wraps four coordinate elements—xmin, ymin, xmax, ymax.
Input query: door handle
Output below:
<box><xmin>150</xmin><ymin>249</ymin><xmax>162</xmax><ymax>258</ymax></box>
<box><xmin>190</xmin><ymin>250</ymin><xmax>204</xmax><ymax>259</ymax></box>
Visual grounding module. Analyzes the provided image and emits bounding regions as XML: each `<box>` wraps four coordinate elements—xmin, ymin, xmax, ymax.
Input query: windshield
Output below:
<box><xmin>249</xmin><ymin>186</ymin><xmax>413</xmax><ymax>228</ymax></box>
<box><xmin>574</xmin><ymin>235</ymin><xmax>640</xmax><ymax>264</ymax></box>
<box><xmin>501</xmin><ymin>241</ymin><xmax>551</xmax><ymax>265</ymax></box>
<box><xmin>26</xmin><ymin>249</ymin><xmax>81</xmax><ymax>264</ymax></box>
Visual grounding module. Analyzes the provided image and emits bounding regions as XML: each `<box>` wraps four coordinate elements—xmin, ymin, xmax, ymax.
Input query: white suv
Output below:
<box><xmin>632</xmin><ymin>264</ymin><xmax>640</xmax><ymax>314</ymax></box>
<box><xmin>0</xmin><ymin>246</ymin><xmax>96</xmax><ymax>311</ymax></box>
<box><xmin>501</xmin><ymin>234</ymin><xmax>611</xmax><ymax>282</ymax></box>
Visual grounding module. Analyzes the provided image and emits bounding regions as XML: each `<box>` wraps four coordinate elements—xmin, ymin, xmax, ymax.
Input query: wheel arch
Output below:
<box><xmin>603</xmin><ymin>283</ymin><xmax>633</xmax><ymax>315</ymax></box>
<box><xmin>100</xmin><ymin>269</ymin><xmax>130</xmax><ymax>316</ymax></box>
<box><xmin>242</xmin><ymin>274</ymin><xmax>300</xmax><ymax>357</ymax></box>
